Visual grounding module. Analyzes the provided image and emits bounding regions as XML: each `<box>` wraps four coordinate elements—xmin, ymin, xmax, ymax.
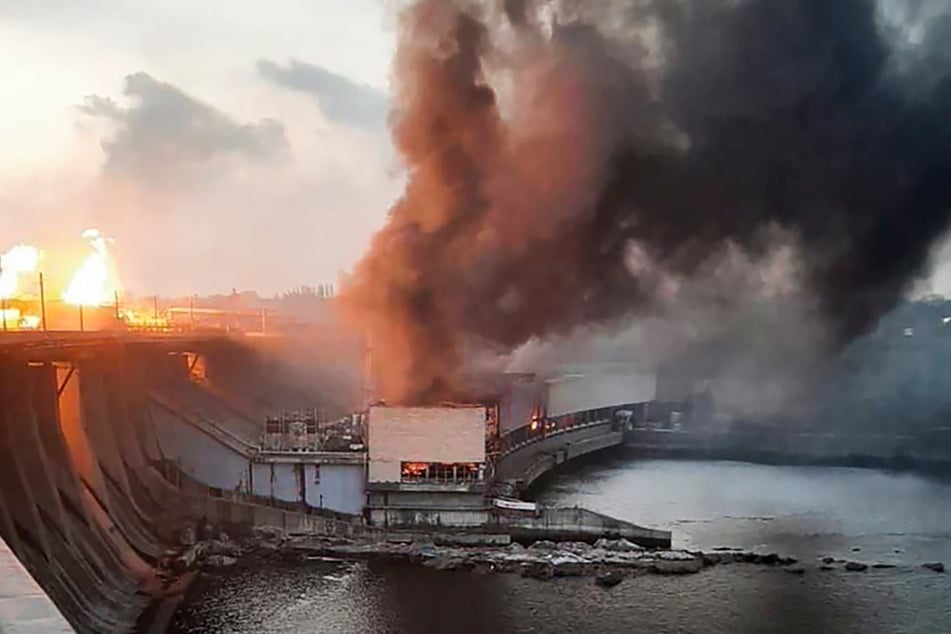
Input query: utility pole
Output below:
<box><xmin>0</xmin><ymin>256</ymin><xmax>6</xmax><ymax>332</ymax></box>
<box><xmin>38</xmin><ymin>272</ymin><xmax>47</xmax><ymax>332</ymax></box>
<box><xmin>79</xmin><ymin>304</ymin><xmax>84</xmax><ymax>332</ymax></box>
<box><xmin>0</xmin><ymin>257</ymin><xmax>7</xmax><ymax>332</ymax></box>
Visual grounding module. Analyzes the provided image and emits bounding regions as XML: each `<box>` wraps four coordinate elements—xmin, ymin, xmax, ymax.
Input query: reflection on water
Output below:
<box><xmin>534</xmin><ymin>460</ymin><xmax>951</xmax><ymax>564</ymax></box>
<box><xmin>171</xmin><ymin>460</ymin><xmax>951</xmax><ymax>634</ymax></box>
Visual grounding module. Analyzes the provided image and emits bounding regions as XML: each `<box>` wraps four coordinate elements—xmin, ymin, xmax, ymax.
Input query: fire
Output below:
<box><xmin>0</xmin><ymin>309</ymin><xmax>40</xmax><ymax>330</ymax></box>
<box><xmin>0</xmin><ymin>229</ymin><xmax>175</xmax><ymax>332</ymax></box>
<box><xmin>62</xmin><ymin>229</ymin><xmax>119</xmax><ymax>307</ymax></box>
<box><xmin>119</xmin><ymin>309</ymin><xmax>169</xmax><ymax>330</ymax></box>
<box><xmin>0</xmin><ymin>244</ymin><xmax>40</xmax><ymax>299</ymax></box>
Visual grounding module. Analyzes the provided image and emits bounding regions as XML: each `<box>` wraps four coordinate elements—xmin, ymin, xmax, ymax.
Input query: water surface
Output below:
<box><xmin>171</xmin><ymin>460</ymin><xmax>951</xmax><ymax>633</ymax></box>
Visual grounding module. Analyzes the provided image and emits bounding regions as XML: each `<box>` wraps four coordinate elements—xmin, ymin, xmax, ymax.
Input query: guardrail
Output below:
<box><xmin>497</xmin><ymin>405</ymin><xmax>625</xmax><ymax>456</ymax></box>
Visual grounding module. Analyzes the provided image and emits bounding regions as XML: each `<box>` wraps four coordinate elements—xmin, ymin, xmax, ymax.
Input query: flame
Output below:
<box><xmin>18</xmin><ymin>314</ymin><xmax>41</xmax><ymax>329</ymax></box>
<box><xmin>119</xmin><ymin>309</ymin><xmax>169</xmax><ymax>330</ymax></box>
<box><xmin>63</xmin><ymin>230</ymin><xmax>119</xmax><ymax>307</ymax></box>
<box><xmin>0</xmin><ymin>244</ymin><xmax>40</xmax><ymax>299</ymax></box>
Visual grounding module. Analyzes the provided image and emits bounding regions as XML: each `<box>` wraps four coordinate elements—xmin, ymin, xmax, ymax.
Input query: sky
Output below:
<box><xmin>0</xmin><ymin>0</ymin><xmax>400</xmax><ymax>296</ymax></box>
<box><xmin>3</xmin><ymin>0</ymin><xmax>951</xmax><ymax>300</ymax></box>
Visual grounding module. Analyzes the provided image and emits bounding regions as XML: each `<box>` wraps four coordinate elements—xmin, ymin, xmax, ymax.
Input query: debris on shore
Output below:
<box><xmin>159</xmin><ymin>522</ymin><xmax>947</xmax><ymax>585</ymax></box>
<box><xmin>267</xmin><ymin>533</ymin><xmax>801</xmax><ymax>581</ymax></box>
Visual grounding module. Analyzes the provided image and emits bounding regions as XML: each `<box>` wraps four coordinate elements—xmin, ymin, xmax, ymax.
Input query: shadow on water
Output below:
<box><xmin>735</xmin><ymin>570</ymin><xmax>845</xmax><ymax>634</ymax></box>
<box><xmin>367</xmin><ymin>562</ymin><xmax>513</xmax><ymax>634</ymax></box>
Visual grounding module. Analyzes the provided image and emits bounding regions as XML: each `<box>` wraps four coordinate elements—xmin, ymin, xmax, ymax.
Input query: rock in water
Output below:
<box><xmin>784</xmin><ymin>566</ymin><xmax>806</xmax><ymax>575</ymax></box>
<box><xmin>922</xmin><ymin>562</ymin><xmax>945</xmax><ymax>573</ymax></box>
<box><xmin>423</xmin><ymin>556</ymin><xmax>464</xmax><ymax>572</ymax></box>
<box><xmin>845</xmin><ymin>562</ymin><xmax>868</xmax><ymax>572</ymax></box>
<box><xmin>595</xmin><ymin>571</ymin><xmax>625</xmax><ymax>588</ymax></box>
<box><xmin>560</xmin><ymin>542</ymin><xmax>593</xmax><ymax>555</ymax></box>
<box><xmin>612</xmin><ymin>539</ymin><xmax>644</xmax><ymax>552</ymax></box>
<box><xmin>530</xmin><ymin>540</ymin><xmax>557</xmax><ymax>551</ymax></box>
<box><xmin>179</xmin><ymin>526</ymin><xmax>196</xmax><ymax>547</ymax></box>
<box><xmin>552</xmin><ymin>560</ymin><xmax>586</xmax><ymax>577</ymax></box>
<box><xmin>594</xmin><ymin>538</ymin><xmax>644</xmax><ymax>552</ymax></box>
<box><xmin>519</xmin><ymin>561</ymin><xmax>553</xmax><ymax>580</ymax></box>
<box><xmin>203</xmin><ymin>555</ymin><xmax>238</xmax><ymax>569</ymax></box>
<box><xmin>651</xmin><ymin>559</ymin><xmax>704</xmax><ymax>575</ymax></box>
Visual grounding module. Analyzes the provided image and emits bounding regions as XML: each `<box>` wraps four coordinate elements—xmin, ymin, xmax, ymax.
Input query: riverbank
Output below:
<box><xmin>182</xmin><ymin>526</ymin><xmax>945</xmax><ymax>589</ymax></box>
<box><xmin>169</xmin><ymin>461</ymin><xmax>951</xmax><ymax>634</ymax></box>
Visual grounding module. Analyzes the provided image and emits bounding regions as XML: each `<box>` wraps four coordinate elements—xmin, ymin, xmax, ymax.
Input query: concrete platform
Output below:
<box><xmin>496</xmin><ymin>507</ymin><xmax>672</xmax><ymax>548</ymax></box>
<box><xmin>0</xmin><ymin>536</ymin><xmax>74</xmax><ymax>633</ymax></box>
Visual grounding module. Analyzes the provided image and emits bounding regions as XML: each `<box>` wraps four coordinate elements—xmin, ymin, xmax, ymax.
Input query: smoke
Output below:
<box><xmin>342</xmin><ymin>0</ymin><xmax>951</xmax><ymax>404</ymax></box>
<box><xmin>506</xmin><ymin>234</ymin><xmax>829</xmax><ymax>417</ymax></box>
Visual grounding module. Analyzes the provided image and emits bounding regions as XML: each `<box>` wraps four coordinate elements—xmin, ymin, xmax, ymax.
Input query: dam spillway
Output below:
<box><xmin>0</xmin><ymin>333</ymin><xmax>365</xmax><ymax>632</ymax></box>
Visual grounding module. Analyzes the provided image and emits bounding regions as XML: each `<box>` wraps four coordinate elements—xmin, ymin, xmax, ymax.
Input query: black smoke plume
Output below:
<box><xmin>342</xmin><ymin>0</ymin><xmax>951</xmax><ymax>404</ymax></box>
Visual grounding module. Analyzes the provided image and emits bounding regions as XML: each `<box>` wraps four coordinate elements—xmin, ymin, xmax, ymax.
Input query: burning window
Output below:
<box><xmin>400</xmin><ymin>462</ymin><xmax>482</xmax><ymax>484</ymax></box>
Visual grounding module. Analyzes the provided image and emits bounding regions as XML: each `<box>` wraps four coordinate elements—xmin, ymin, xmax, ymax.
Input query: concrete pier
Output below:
<box><xmin>496</xmin><ymin>507</ymin><xmax>671</xmax><ymax>548</ymax></box>
<box><xmin>0</xmin><ymin>535</ymin><xmax>74</xmax><ymax>633</ymax></box>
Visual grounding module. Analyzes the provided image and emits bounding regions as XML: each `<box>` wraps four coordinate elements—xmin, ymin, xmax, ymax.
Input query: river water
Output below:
<box><xmin>170</xmin><ymin>460</ymin><xmax>951</xmax><ymax>633</ymax></box>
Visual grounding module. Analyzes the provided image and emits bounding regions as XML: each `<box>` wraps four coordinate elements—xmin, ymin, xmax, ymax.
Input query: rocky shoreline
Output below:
<box><xmin>169</xmin><ymin>526</ymin><xmax>946</xmax><ymax>588</ymax></box>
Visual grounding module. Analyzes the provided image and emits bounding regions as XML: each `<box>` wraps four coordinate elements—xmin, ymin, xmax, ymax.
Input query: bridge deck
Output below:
<box><xmin>0</xmin><ymin>536</ymin><xmax>74</xmax><ymax>633</ymax></box>
<box><xmin>0</xmin><ymin>330</ymin><xmax>234</xmax><ymax>359</ymax></box>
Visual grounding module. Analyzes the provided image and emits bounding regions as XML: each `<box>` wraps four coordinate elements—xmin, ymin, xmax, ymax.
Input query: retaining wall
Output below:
<box><xmin>495</xmin><ymin>507</ymin><xmax>671</xmax><ymax>548</ymax></box>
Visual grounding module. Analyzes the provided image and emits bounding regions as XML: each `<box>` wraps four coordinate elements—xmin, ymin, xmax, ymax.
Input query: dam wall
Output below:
<box><xmin>0</xmin><ymin>337</ymin><xmax>366</xmax><ymax>632</ymax></box>
<box><xmin>0</xmin><ymin>351</ymin><xmax>186</xmax><ymax>633</ymax></box>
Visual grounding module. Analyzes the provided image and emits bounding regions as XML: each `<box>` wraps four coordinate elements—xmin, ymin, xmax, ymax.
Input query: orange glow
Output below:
<box><xmin>63</xmin><ymin>229</ymin><xmax>120</xmax><ymax>307</ymax></box>
<box><xmin>0</xmin><ymin>230</ymin><xmax>185</xmax><ymax>332</ymax></box>
<box><xmin>401</xmin><ymin>462</ymin><xmax>430</xmax><ymax>477</ymax></box>
<box><xmin>18</xmin><ymin>314</ymin><xmax>41</xmax><ymax>329</ymax></box>
<box><xmin>530</xmin><ymin>410</ymin><xmax>541</xmax><ymax>432</ymax></box>
<box><xmin>119</xmin><ymin>309</ymin><xmax>169</xmax><ymax>330</ymax></box>
<box><xmin>0</xmin><ymin>244</ymin><xmax>40</xmax><ymax>299</ymax></box>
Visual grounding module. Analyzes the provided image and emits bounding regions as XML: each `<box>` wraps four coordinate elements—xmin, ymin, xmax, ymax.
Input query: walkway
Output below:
<box><xmin>0</xmin><ymin>536</ymin><xmax>74</xmax><ymax>633</ymax></box>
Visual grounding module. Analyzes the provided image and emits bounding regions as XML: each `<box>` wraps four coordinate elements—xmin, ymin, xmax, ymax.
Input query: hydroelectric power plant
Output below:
<box><xmin>0</xmin><ymin>325</ymin><xmax>673</xmax><ymax>632</ymax></box>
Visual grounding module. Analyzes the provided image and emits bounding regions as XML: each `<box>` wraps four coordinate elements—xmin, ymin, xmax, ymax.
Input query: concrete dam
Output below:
<box><xmin>0</xmin><ymin>335</ymin><xmax>662</xmax><ymax>632</ymax></box>
<box><xmin>0</xmin><ymin>334</ymin><xmax>369</xmax><ymax>632</ymax></box>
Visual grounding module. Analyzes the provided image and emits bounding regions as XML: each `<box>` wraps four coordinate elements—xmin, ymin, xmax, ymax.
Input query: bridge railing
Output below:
<box><xmin>496</xmin><ymin>404</ymin><xmax>633</xmax><ymax>456</ymax></box>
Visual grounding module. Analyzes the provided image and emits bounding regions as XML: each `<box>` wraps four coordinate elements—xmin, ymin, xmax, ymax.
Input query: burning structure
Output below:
<box><xmin>366</xmin><ymin>404</ymin><xmax>489</xmax><ymax>527</ymax></box>
<box><xmin>0</xmin><ymin>229</ymin><xmax>170</xmax><ymax>331</ymax></box>
<box><xmin>361</xmin><ymin>367</ymin><xmax>660</xmax><ymax>529</ymax></box>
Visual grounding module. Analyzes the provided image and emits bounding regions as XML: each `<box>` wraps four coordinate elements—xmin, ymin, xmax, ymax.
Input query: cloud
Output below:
<box><xmin>257</xmin><ymin>58</ymin><xmax>388</xmax><ymax>130</ymax></box>
<box><xmin>79</xmin><ymin>72</ymin><xmax>287</xmax><ymax>183</ymax></box>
